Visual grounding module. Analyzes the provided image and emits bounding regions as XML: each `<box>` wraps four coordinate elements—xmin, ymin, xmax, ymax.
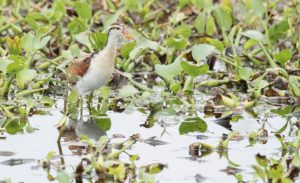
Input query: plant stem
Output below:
<box><xmin>258</xmin><ymin>41</ymin><xmax>277</xmax><ymax>68</ymax></box>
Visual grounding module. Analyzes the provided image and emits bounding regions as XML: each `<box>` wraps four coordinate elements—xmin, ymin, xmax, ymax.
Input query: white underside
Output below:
<box><xmin>76</xmin><ymin>52</ymin><xmax>115</xmax><ymax>96</ymax></box>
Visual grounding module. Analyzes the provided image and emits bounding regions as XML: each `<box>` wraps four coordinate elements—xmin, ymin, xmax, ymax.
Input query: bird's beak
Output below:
<box><xmin>123</xmin><ymin>30</ymin><xmax>134</xmax><ymax>40</ymax></box>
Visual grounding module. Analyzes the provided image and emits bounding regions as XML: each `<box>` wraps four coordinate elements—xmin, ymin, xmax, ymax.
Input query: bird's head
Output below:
<box><xmin>108</xmin><ymin>23</ymin><xmax>134</xmax><ymax>41</ymax></box>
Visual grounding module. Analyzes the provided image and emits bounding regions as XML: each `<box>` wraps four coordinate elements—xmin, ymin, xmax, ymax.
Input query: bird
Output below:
<box><xmin>64</xmin><ymin>23</ymin><xmax>134</xmax><ymax>116</ymax></box>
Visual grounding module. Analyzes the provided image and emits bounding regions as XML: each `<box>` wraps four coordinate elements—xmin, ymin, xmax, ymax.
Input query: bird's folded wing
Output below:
<box><xmin>66</xmin><ymin>53</ymin><xmax>94</xmax><ymax>77</ymax></box>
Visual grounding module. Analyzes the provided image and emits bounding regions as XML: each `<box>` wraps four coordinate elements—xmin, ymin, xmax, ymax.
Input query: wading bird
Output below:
<box><xmin>65</xmin><ymin>23</ymin><xmax>134</xmax><ymax>116</ymax></box>
<box><xmin>58</xmin><ymin>24</ymin><xmax>134</xmax><ymax>141</ymax></box>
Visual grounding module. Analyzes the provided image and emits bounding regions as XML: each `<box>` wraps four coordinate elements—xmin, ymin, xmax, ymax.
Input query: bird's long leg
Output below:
<box><xmin>63</xmin><ymin>82</ymin><xmax>69</xmax><ymax>114</ymax></box>
<box><xmin>58</xmin><ymin>82</ymin><xmax>69</xmax><ymax>142</ymax></box>
<box><xmin>87</xmin><ymin>92</ymin><xmax>93</xmax><ymax>114</ymax></box>
<box><xmin>80</xmin><ymin>96</ymin><xmax>83</xmax><ymax>120</ymax></box>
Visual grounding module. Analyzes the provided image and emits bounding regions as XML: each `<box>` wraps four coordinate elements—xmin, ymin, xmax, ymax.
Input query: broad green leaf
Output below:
<box><xmin>5</xmin><ymin>118</ymin><xmax>21</xmax><ymax>135</ymax></box>
<box><xmin>166</xmin><ymin>37</ymin><xmax>188</xmax><ymax>50</ymax></box>
<box><xmin>213</xmin><ymin>6</ymin><xmax>232</xmax><ymax>31</ymax></box>
<box><xmin>255</xmin><ymin>154</ymin><xmax>268</xmax><ymax>167</ymax></box>
<box><xmin>270</xmin><ymin>106</ymin><xmax>294</xmax><ymax>116</ymax></box>
<box><xmin>173</xmin><ymin>24</ymin><xmax>192</xmax><ymax>38</ymax></box>
<box><xmin>89</xmin><ymin>32</ymin><xmax>107</xmax><ymax>51</ymax></box>
<box><xmin>74</xmin><ymin>1</ymin><xmax>92</xmax><ymax>20</ymax></box>
<box><xmin>192</xmin><ymin>44</ymin><xmax>216</xmax><ymax>62</ymax></box>
<box><xmin>180</xmin><ymin>61</ymin><xmax>209</xmax><ymax>77</ymax></box>
<box><xmin>0</xmin><ymin>58</ymin><xmax>13</xmax><ymax>74</ymax></box>
<box><xmin>75</xmin><ymin>33</ymin><xmax>92</xmax><ymax>50</ymax></box>
<box><xmin>194</xmin><ymin>14</ymin><xmax>206</xmax><ymax>34</ymax></box>
<box><xmin>241</xmin><ymin>30</ymin><xmax>264</xmax><ymax>41</ymax></box>
<box><xmin>269</xmin><ymin>163</ymin><xmax>284</xmax><ymax>179</ymax></box>
<box><xmin>130</xmin><ymin>37</ymin><xmax>159</xmax><ymax>59</ymax></box>
<box><xmin>269</xmin><ymin>20</ymin><xmax>289</xmax><ymax>43</ymax></box>
<box><xmin>207</xmin><ymin>38</ymin><xmax>224</xmax><ymax>51</ymax></box>
<box><xmin>121</xmin><ymin>42</ymin><xmax>136</xmax><ymax>58</ymax></box>
<box><xmin>67</xmin><ymin>17</ymin><xmax>88</xmax><ymax>35</ymax></box>
<box><xmin>95</xmin><ymin>115</ymin><xmax>111</xmax><ymax>132</ymax></box>
<box><xmin>178</xmin><ymin>0</ymin><xmax>190</xmax><ymax>8</ymax></box>
<box><xmin>155</xmin><ymin>57</ymin><xmax>182</xmax><ymax>81</ymax></box>
<box><xmin>56</xmin><ymin>172</ymin><xmax>71</xmax><ymax>183</ymax></box>
<box><xmin>101</xmin><ymin>86</ymin><xmax>110</xmax><ymax>99</ymax></box>
<box><xmin>179</xmin><ymin>117</ymin><xmax>207</xmax><ymax>135</ymax></box>
<box><xmin>124</xmin><ymin>0</ymin><xmax>139</xmax><ymax>10</ymax></box>
<box><xmin>41</xmin><ymin>96</ymin><xmax>55</xmax><ymax>107</ymax></box>
<box><xmin>274</xmin><ymin>49</ymin><xmax>292</xmax><ymax>66</ymax></box>
<box><xmin>6</xmin><ymin>62</ymin><xmax>24</xmax><ymax>74</ymax></box>
<box><xmin>252</xmin><ymin>79</ymin><xmax>269</xmax><ymax>90</ymax></box>
<box><xmin>206</xmin><ymin>15</ymin><xmax>216</xmax><ymax>36</ymax></box>
<box><xmin>21</xmin><ymin>32</ymin><xmax>51</xmax><ymax>52</ymax></box>
<box><xmin>16</xmin><ymin>69</ymin><xmax>37</xmax><ymax>89</ymax></box>
<box><xmin>238</xmin><ymin>67</ymin><xmax>253</xmax><ymax>81</ymax></box>
<box><xmin>120</xmin><ymin>85</ymin><xmax>139</xmax><ymax>97</ymax></box>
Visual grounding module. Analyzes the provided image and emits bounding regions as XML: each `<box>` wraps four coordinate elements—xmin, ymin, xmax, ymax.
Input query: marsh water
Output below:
<box><xmin>0</xmin><ymin>96</ymin><xmax>292</xmax><ymax>183</ymax></box>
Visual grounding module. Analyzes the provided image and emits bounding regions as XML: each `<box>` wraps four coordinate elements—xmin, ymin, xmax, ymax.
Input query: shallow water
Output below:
<box><xmin>0</xmin><ymin>99</ymin><xmax>291</xmax><ymax>183</ymax></box>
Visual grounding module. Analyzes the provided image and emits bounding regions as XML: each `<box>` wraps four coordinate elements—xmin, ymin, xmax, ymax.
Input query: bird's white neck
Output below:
<box><xmin>102</xmin><ymin>35</ymin><xmax>119</xmax><ymax>59</ymax></box>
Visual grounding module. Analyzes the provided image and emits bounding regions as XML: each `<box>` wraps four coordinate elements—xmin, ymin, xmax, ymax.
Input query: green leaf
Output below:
<box><xmin>180</xmin><ymin>61</ymin><xmax>209</xmax><ymax>77</ymax></box>
<box><xmin>206</xmin><ymin>15</ymin><xmax>216</xmax><ymax>36</ymax></box>
<box><xmin>274</xmin><ymin>49</ymin><xmax>292</xmax><ymax>66</ymax></box>
<box><xmin>192</xmin><ymin>44</ymin><xmax>216</xmax><ymax>62</ymax></box>
<box><xmin>194</xmin><ymin>14</ymin><xmax>206</xmax><ymax>34</ymax></box>
<box><xmin>269</xmin><ymin>163</ymin><xmax>284</xmax><ymax>180</ymax></box>
<box><xmin>95</xmin><ymin>115</ymin><xmax>111</xmax><ymax>131</ymax></box>
<box><xmin>5</xmin><ymin>118</ymin><xmax>21</xmax><ymax>135</ymax></box>
<box><xmin>130</xmin><ymin>37</ymin><xmax>159</xmax><ymax>59</ymax></box>
<box><xmin>288</xmin><ymin>76</ymin><xmax>300</xmax><ymax>96</ymax></box>
<box><xmin>252</xmin><ymin>165</ymin><xmax>266</xmax><ymax>181</ymax></box>
<box><xmin>120</xmin><ymin>85</ymin><xmax>139</xmax><ymax>97</ymax></box>
<box><xmin>269</xmin><ymin>20</ymin><xmax>289</xmax><ymax>43</ymax></box>
<box><xmin>74</xmin><ymin>1</ymin><xmax>92</xmax><ymax>20</ymax></box>
<box><xmin>238</xmin><ymin>67</ymin><xmax>253</xmax><ymax>81</ymax></box>
<box><xmin>67</xmin><ymin>17</ymin><xmax>88</xmax><ymax>35</ymax></box>
<box><xmin>213</xmin><ymin>6</ymin><xmax>232</xmax><ymax>31</ymax></box>
<box><xmin>270</xmin><ymin>106</ymin><xmax>294</xmax><ymax>116</ymax></box>
<box><xmin>101</xmin><ymin>86</ymin><xmax>110</xmax><ymax>99</ymax></box>
<box><xmin>0</xmin><ymin>58</ymin><xmax>13</xmax><ymax>74</ymax></box>
<box><xmin>166</xmin><ymin>37</ymin><xmax>188</xmax><ymax>50</ymax></box>
<box><xmin>179</xmin><ymin>117</ymin><xmax>207</xmax><ymax>135</ymax></box>
<box><xmin>241</xmin><ymin>30</ymin><xmax>264</xmax><ymax>41</ymax></box>
<box><xmin>41</xmin><ymin>96</ymin><xmax>55</xmax><ymax>107</ymax></box>
<box><xmin>155</xmin><ymin>57</ymin><xmax>182</xmax><ymax>81</ymax></box>
<box><xmin>255</xmin><ymin>154</ymin><xmax>268</xmax><ymax>167</ymax></box>
<box><xmin>16</xmin><ymin>69</ymin><xmax>37</xmax><ymax>89</ymax></box>
<box><xmin>173</xmin><ymin>24</ymin><xmax>192</xmax><ymax>38</ymax></box>
<box><xmin>56</xmin><ymin>172</ymin><xmax>71</xmax><ymax>183</ymax></box>
<box><xmin>89</xmin><ymin>32</ymin><xmax>107</xmax><ymax>51</ymax></box>
<box><xmin>6</xmin><ymin>62</ymin><xmax>24</xmax><ymax>74</ymax></box>
<box><xmin>252</xmin><ymin>79</ymin><xmax>269</xmax><ymax>90</ymax></box>
<box><xmin>121</xmin><ymin>42</ymin><xmax>136</xmax><ymax>58</ymax></box>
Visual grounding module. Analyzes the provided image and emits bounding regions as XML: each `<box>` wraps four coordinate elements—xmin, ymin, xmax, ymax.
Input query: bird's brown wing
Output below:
<box><xmin>67</xmin><ymin>53</ymin><xmax>95</xmax><ymax>76</ymax></box>
<box><xmin>66</xmin><ymin>53</ymin><xmax>95</xmax><ymax>85</ymax></box>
